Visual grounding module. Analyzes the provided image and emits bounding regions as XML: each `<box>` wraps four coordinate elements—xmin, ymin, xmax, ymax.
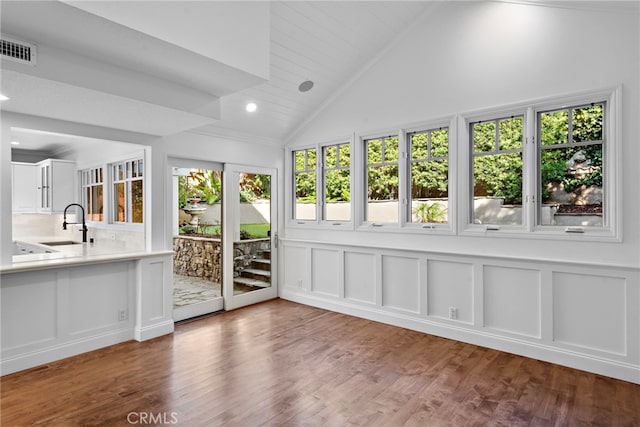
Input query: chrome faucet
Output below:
<box><xmin>63</xmin><ymin>203</ymin><xmax>88</xmax><ymax>243</ymax></box>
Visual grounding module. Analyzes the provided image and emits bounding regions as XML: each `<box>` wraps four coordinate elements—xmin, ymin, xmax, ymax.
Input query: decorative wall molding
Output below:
<box><xmin>1</xmin><ymin>254</ymin><xmax>174</xmax><ymax>375</ymax></box>
<box><xmin>279</xmin><ymin>238</ymin><xmax>640</xmax><ymax>384</ymax></box>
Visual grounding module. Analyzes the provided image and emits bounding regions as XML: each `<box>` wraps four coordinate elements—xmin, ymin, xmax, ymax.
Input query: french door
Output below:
<box><xmin>170</xmin><ymin>158</ymin><xmax>224</xmax><ymax>321</ymax></box>
<box><xmin>222</xmin><ymin>164</ymin><xmax>278</xmax><ymax>310</ymax></box>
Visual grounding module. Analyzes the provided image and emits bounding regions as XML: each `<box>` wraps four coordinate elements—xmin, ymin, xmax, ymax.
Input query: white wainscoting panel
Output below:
<box><xmin>144</xmin><ymin>260</ymin><xmax>166</xmax><ymax>322</ymax></box>
<box><xmin>68</xmin><ymin>264</ymin><xmax>131</xmax><ymax>336</ymax></box>
<box><xmin>135</xmin><ymin>255</ymin><xmax>174</xmax><ymax>341</ymax></box>
<box><xmin>427</xmin><ymin>260</ymin><xmax>473</xmax><ymax>323</ymax></box>
<box><xmin>2</xmin><ymin>255</ymin><xmax>174</xmax><ymax>375</ymax></box>
<box><xmin>382</xmin><ymin>255</ymin><xmax>420</xmax><ymax>314</ymax></box>
<box><xmin>344</xmin><ymin>251</ymin><xmax>376</xmax><ymax>305</ymax></box>
<box><xmin>279</xmin><ymin>239</ymin><xmax>640</xmax><ymax>384</ymax></box>
<box><xmin>483</xmin><ymin>265</ymin><xmax>541</xmax><ymax>338</ymax></box>
<box><xmin>1</xmin><ymin>270</ymin><xmax>57</xmax><ymax>352</ymax></box>
<box><xmin>283</xmin><ymin>245</ymin><xmax>308</xmax><ymax>290</ymax></box>
<box><xmin>552</xmin><ymin>272</ymin><xmax>626</xmax><ymax>355</ymax></box>
<box><xmin>311</xmin><ymin>248</ymin><xmax>340</xmax><ymax>297</ymax></box>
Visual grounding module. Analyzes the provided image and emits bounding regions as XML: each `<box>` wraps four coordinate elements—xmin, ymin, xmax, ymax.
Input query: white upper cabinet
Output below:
<box><xmin>11</xmin><ymin>159</ymin><xmax>76</xmax><ymax>214</ymax></box>
<box><xmin>37</xmin><ymin>159</ymin><xmax>77</xmax><ymax>213</ymax></box>
<box><xmin>12</xmin><ymin>162</ymin><xmax>38</xmax><ymax>212</ymax></box>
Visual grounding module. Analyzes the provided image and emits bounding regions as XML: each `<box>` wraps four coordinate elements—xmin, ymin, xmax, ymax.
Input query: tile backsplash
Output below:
<box><xmin>12</xmin><ymin>213</ymin><xmax>145</xmax><ymax>250</ymax></box>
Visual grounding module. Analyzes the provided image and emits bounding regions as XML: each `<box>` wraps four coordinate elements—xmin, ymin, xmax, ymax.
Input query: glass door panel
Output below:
<box><xmin>223</xmin><ymin>164</ymin><xmax>277</xmax><ymax>310</ymax></box>
<box><xmin>170</xmin><ymin>161</ymin><xmax>224</xmax><ymax>321</ymax></box>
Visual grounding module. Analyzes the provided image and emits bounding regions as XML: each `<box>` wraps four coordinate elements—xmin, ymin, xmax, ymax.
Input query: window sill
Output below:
<box><xmin>461</xmin><ymin>225</ymin><xmax>620</xmax><ymax>242</ymax></box>
<box><xmin>288</xmin><ymin>220</ymin><xmax>355</xmax><ymax>230</ymax></box>
<box><xmin>357</xmin><ymin>222</ymin><xmax>455</xmax><ymax>235</ymax></box>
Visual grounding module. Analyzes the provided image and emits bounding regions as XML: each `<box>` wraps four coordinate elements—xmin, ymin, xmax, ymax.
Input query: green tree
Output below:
<box><xmin>324</xmin><ymin>144</ymin><xmax>351</xmax><ymax>202</ymax></box>
<box><xmin>540</xmin><ymin>105</ymin><xmax>603</xmax><ymax>201</ymax></box>
<box><xmin>367</xmin><ymin>137</ymin><xmax>399</xmax><ymax>201</ymax></box>
<box><xmin>472</xmin><ymin>117</ymin><xmax>523</xmax><ymax>204</ymax></box>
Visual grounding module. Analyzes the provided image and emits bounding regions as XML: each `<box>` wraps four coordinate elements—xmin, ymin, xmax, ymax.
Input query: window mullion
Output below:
<box><xmin>524</xmin><ymin>107</ymin><xmax>535</xmax><ymax>232</ymax></box>
<box><xmin>319</xmin><ymin>147</ymin><xmax>324</xmax><ymax>222</ymax></box>
<box><xmin>398</xmin><ymin>130</ymin><xmax>408</xmax><ymax>226</ymax></box>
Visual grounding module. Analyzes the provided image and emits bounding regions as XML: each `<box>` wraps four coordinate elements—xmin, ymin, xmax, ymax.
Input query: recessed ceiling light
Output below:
<box><xmin>0</xmin><ymin>94</ymin><xmax>9</xmax><ymax>101</ymax></box>
<box><xmin>11</xmin><ymin>141</ymin><xmax>20</xmax><ymax>145</ymax></box>
<box><xmin>298</xmin><ymin>80</ymin><xmax>314</xmax><ymax>93</ymax></box>
<box><xmin>246</xmin><ymin>102</ymin><xmax>257</xmax><ymax>113</ymax></box>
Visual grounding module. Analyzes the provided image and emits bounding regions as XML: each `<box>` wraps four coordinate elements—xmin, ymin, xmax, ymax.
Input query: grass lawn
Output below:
<box><xmin>240</xmin><ymin>223</ymin><xmax>270</xmax><ymax>238</ymax></box>
<box><xmin>180</xmin><ymin>223</ymin><xmax>270</xmax><ymax>238</ymax></box>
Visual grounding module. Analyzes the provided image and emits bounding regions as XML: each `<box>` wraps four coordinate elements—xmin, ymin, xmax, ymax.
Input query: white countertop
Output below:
<box><xmin>2</xmin><ymin>238</ymin><xmax>172</xmax><ymax>274</ymax></box>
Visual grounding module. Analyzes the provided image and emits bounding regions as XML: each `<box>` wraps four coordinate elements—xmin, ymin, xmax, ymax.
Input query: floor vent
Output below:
<box><xmin>1</xmin><ymin>35</ymin><xmax>36</xmax><ymax>65</ymax></box>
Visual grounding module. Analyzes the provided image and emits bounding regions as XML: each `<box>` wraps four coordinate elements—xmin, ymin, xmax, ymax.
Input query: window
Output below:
<box><xmin>470</xmin><ymin>116</ymin><xmax>524</xmax><ymax>226</ymax></box>
<box><xmin>538</xmin><ymin>102</ymin><xmax>604</xmax><ymax>228</ymax></box>
<box><xmin>81</xmin><ymin>167</ymin><xmax>104</xmax><ymax>222</ymax></box>
<box><xmin>112</xmin><ymin>159</ymin><xmax>144</xmax><ymax>224</ymax></box>
<box><xmin>287</xmin><ymin>90</ymin><xmax>616</xmax><ymax>239</ymax></box>
<box><xmin>366</xmin><ymin>135</ymin><xmax>399</xmax><ymax>223</ymax></box>
<box><xmin>464</xmin><ymin>89</ymin><xmax>616</xmax><ymax>237</ymax></box>
<box><xmin>409</xmin><ymin>127</ymin><xmax>449</xmax><ymax>225</ymax></box>
<box><xmin>323</xmin><ymin>143</ymin><xmax>351</xmax><ymax>222</ymax></box>
<box><xmin>293</xmin><ymin>148</ymin><xmax>316</xmax><ymax>221</ymax></box>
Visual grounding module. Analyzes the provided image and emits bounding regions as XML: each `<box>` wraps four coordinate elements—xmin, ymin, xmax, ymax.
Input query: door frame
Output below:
<box><xmin>222</xmin><ymin>163</ymin><xmax>278</xmax><ymax>310</ymax></box>
<box><xmin>167</xmin><ymin>156</ymin><xmax>225</xmax><ymax>321</ymax></box>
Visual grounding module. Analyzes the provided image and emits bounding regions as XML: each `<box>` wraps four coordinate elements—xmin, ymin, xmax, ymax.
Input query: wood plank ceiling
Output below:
<box><xmin>192</xmin><ymin>1</ymin><xmax>430</xmax><ymax>145</ymax></box>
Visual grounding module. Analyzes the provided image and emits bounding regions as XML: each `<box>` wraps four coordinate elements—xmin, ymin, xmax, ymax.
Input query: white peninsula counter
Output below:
<box><xmin>1</xmin><ymin>239</ymin><xmax>174</xmax><ymax>375</ymax></box>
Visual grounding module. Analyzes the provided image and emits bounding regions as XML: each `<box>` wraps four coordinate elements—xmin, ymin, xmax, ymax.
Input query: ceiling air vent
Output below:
<box><xmin>1</xmin><ymin>35</ymin><xmax>37</xmax><ymax>65</ymax></box>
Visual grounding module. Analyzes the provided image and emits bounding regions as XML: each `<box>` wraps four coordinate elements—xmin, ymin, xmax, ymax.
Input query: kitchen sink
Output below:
<box><xmin>39</xmin><ymin>240</ymin><xmax>83</xmax><ymax>246</ymax></box>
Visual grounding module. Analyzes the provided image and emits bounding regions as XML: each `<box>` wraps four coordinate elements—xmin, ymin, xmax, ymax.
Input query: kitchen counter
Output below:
<box><xmin>2</xmin><ymin>238</ymin><xmax>172</xmax><ymax>273</ymax></box>
<box><xmin>1</xmin><ymin>237</ymin><xmax>175</xmax><ymax>375</ymax></box>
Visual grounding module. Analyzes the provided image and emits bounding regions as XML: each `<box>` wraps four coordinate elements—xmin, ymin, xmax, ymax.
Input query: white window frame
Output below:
<box><xmin>287</xmin><ymin>135</ymin><xmax>355</xmax><ymax>229</ymax></box>
<box><xmin>531</xmin><ymin>89</ymin><xmax>619</xmax><ymax>240</ymax></box>
<box><xmin>110</xmin><ymin>157</ymin><xmax>144</xmax><ymax>227</ymax></box>
<box><xmin>319</xmin><ymin>139</ymin><xmax>354</xmax><ymax>227</ymax></box>
<box><xmin>80</xmin><ymin>166</ymin><xmax>104</xmax><ymax>223</ymax></box>
<box><xmin>402</xmin><ymin>118</ymin><xmax>456</xmax><ymax>235</ymax></box>
<box><xmin>358</xmin><ymin>129</ymin><xmax>403</xmax><ymax>229</ymax></box>
<box><xmin>462</xmin><ymin>109</ymin><xmax>528</xmax><ymax>234</ymax></box>
<box><xmin>290</xmin><ymin>145</ymin><xmax>319</xmax><ymax>224</ymax></box>
<box><xmin>460</xmin><ymin>87</ymin><xmax>620</xmax><ymax>241</ymax></box>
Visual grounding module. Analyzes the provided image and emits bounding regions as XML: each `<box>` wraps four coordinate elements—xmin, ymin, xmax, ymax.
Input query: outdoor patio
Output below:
<box><xmin>173</xmin><ymin>274</ymin><xmax>220</xmax><ymax>308</ymax></box>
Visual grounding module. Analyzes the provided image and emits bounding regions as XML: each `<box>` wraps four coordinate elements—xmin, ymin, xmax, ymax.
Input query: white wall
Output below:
<box><xmin>282</xmin><ymin>2</ymin><xmax>640</xmax><ymax>383</ymax></box>
<box><xmin>288</xmin><ymin>2</ymin><xmax>640</xmax><ymax>267</ymax></box>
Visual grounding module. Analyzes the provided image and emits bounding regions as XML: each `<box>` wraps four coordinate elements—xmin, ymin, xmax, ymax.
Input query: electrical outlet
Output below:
<box><xmin>118</xmin><ymin>309</ymin><xmax>128</xmax><ymax>321</ymax></box>
<box><xmin>449</xmin><ymin>307</ymin><xmax>458</xmax><ymax>320</ymax></box>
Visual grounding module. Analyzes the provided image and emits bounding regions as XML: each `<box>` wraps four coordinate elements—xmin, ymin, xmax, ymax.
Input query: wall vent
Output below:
<box><xmin>1</xmin><ymin>35</ymin><xmax>37</xmax><ymax>65</ymax></box>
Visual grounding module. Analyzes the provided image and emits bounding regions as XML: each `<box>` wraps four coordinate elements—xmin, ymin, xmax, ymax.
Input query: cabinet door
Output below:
<box><xmin>50</xmin><ymin>161</ymin><xmax>77</xmax><ymax>212</ymax></box>
<box><xmin>38</xmin><ymin>163</ymin><xmax>51</xmax><ymax>211</ymax></box>
<box><xmin>35</xmin><ymin>160</ymin><xmax>77</xmax><ymax>213</ymax></box>
<box><xmin>12</xmin><ymin>163</ymin><xmax>37</xmax><ymax>212</ymax></box>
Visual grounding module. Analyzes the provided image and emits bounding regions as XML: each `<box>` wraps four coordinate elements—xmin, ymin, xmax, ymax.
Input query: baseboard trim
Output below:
<box><xmin>134</xmin><ymin>320</ymin><xmax>174</xmax><ymax>342</ymax></box>
<box><xmin>1</xmin><ymin>328</ymin><xmax>133</xmax><ymax>376</ymax></box>
<box><xmin>280</xmin><ymin>289</ymin><xmax>640</xmax><ymax>385</ymax></box>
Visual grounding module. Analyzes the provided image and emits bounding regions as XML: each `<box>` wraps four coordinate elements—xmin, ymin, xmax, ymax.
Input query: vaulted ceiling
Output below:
<box><xmin>196</xmin><ymin>1</ymin><xmax>431</xmax><ymax>144</ymax></box>
<box><xmin>1</xmin><ymin>1</ymin><xmax>430</xmax><ymax>149</ymax></box>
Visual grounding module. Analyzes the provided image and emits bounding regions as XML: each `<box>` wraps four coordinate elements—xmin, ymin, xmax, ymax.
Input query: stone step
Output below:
<box><xmin>261</xmin><ymin>249</ymin><xmax>271</xmax><ymax>260</ymax></box>
<box><xmin>251</xmin><ymin>258</ymin><xmax>271</xmax><ymax>271</ymax></box>
<box><xmin>234</xmin><ymin>277</ymin><xmax>271</xmax><ymax>288</ymax></box>
<box><xmin>241</xmin><ymin>268</ymin><xmax>271</xmax><ymax>282</ymax></box>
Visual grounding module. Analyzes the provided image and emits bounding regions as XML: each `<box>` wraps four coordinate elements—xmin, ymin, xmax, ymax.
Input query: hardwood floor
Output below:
<box><xmin>2</xmin><ymin>299</ymin><xmax>638</xmax><ymax>426</ymax></box>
